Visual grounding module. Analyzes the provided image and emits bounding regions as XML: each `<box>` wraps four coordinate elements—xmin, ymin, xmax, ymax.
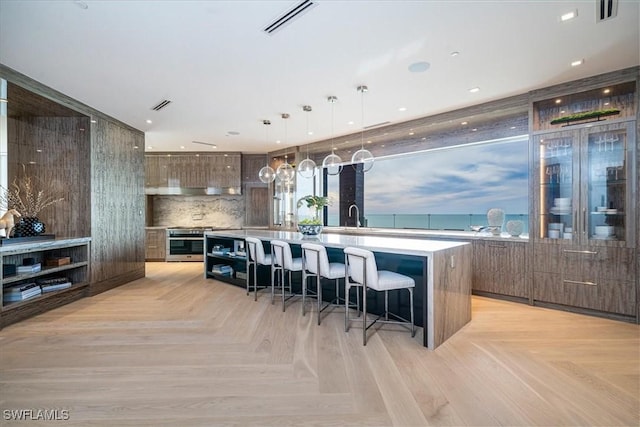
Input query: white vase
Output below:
<box><xmin>505</xmin><ymin>220</ymin><xmax>524</xmax><ymax>237</ymax></box>
<box><xmin>487</xmin><ymin>208</ymin><xmax>505</xmax><ymax>235</ymax></box>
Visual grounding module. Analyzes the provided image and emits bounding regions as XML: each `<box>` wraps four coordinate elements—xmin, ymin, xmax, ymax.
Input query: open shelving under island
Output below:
<box><xmin>205</xmin><ymin>230</ymin><xmax>472</xmax><ymax>350</ymax></box>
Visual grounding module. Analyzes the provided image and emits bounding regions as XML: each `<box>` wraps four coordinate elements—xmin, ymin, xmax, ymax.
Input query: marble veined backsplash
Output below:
<box><xmin>151</xmin><ymin>195</ymin><xmax>244</xmax><ymax>228</ymax></box>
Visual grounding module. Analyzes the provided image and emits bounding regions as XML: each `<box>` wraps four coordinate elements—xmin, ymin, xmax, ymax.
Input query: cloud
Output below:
<box><xmin>364</xmin><ymin>139</ymin><xmax>529</xmax><ymax>214</ymax></box>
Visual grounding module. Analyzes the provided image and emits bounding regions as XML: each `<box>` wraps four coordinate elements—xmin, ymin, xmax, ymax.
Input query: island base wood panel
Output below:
<box><xmin>429</xmin><ymin>244</ymin><xmax>473</xmax><ymax>349</ymax></box>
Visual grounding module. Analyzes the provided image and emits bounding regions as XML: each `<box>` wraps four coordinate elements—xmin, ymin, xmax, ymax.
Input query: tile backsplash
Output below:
<box><xmin>150</xmin><ymin>195</ymin><xmax>244</xmax><ymax>228</ymax></box>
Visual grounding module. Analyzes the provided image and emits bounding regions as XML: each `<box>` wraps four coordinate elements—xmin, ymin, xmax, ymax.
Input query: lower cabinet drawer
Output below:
<box><xmin>533</xmin><ymin>271</ymin><xmax>635</xmax><ymax>316</ymax></box>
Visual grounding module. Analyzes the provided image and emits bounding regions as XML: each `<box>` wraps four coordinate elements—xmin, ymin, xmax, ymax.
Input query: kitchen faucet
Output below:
<box><xmin>348</xmin><ymin>204</ymin><xmax>360</xmax><ymax>228</ymax></box>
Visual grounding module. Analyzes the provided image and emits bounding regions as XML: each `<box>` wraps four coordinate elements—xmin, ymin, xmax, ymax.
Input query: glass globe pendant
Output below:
<box><xmin>351</xmin><ymin>148</ymin><xmax>374</xmax><ymax>172</ymax></box>
<box><xmin>322</xmin><ymin>152</ymin><xmax>342</xmax><ymax>176</ymax></box>
<box><xmin>297</xmin><ymin>158</ymin><xmax>316</xmax><ymax>179</ymax></box>
<box><xmin>322</xmin><ymin>95</ymin><xmax>342</xmax><ymax>176</ymax></box>
<box><xmin>275</xmin><ymin>113</ymin><xmax>295</xmax><ymax>183</ymax></box>
<box><xmin>276</xmin><ymin>158</ymin><xmax>295</xmax><ymax>183</ymax></box>
<box><xmin>257</xmin><ymin>120</ymin><xmax>275</xmax><ymax>183</ymax></box>
<box><xmin>351</xmin><ymin>85</ymin><xmax>374</xmax><ymax>172</ymax></box>
<box><xmin>258</xmin><ymin>164</ymin><xmax>275</xmax><ymax>183</ymax></box>
<box><xmin>298</xmin><ymin>105</ymin><xmax>316</xmax><ymax>179</ymax></box>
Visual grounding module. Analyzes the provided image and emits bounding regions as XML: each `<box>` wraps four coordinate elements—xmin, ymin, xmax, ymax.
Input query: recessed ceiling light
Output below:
<box><xmin>133</xmin><ymin>145</ymin><xmax>139</xmax><ymax>149</ymax></box>
<box><xmin>560</xmin><ymin>110</ymin><xmax>566</xmax><ymax>113</ymax></box>
<box><xmin>510</xmin><ymin>126</ymin><xmax>516</xmax><ymax>129</ymax></box>
<box><xmin>408</xmin><ymin>61</ymin><xmax>430</xmax><ymax>73</ymax></box>
<box><xmin>36</xmin><ymin>149</ymin><xmax>42</xmax><ymax>153</ymax></box>
<box><xmin>398</xmin><ymin>107</ymin><xmax>407</xmax><ymax>111</ymax></box>
<box><xmin>180</xmin><ymin>146</ymin><xmax>185</xmax><ymax>149</ymax></box>
<box><xmin>224</xmin><ymin>154</ymin><xmax>228</xmax><ymax>157</ymax></box>
<box><xmin>571</xmin><ymin>59</ymin><xmax>584</xmax><ymax>67</ymax></box>
<box><xmin>555</xmin><ymin>99</ymin><xmax>562</xmax><ymax>104</ymax></box>
<box><xmin>472</xmin><ymin>128</ymin><xmax>478</xmax><ymax>132</ymax></box>
<box><xmin>90</xmin><ymin>119</ymin><xmax>97</xmax><ymax>123</ymax></box>
<box><xmin>347</xmin><ymin>121</ymin><xmax>354</xmax><ymax>125</ymax></box>
<box><xmin>28</xmin><ymin>161</ymin><xmax>36</xmax><ymax>165</ymax></box>
<box><xmin>147</xmin><ymin>146</ymin><xmax>153</xmax><ymax>150</ymax></box>
<box><xmin>307</xmin><ymin>131</ymin><xmax>313</xmax><ymax>135</ymax></box>
<box><xmin>469</xmin><ymin>87</ymin><xmax>480</xmax><ymax>93</ymax></box>
<box><xmin>450</xmin><ymin>51</ymin><xmax>460</xmax><ymax>57</ymax></box>
<box><xmin>276</xmin><ymin>140</ymin><xmax>281</xmax><ymax>144</ymax></box>
<box><xmin>560</xmin><ymin>10</ymin><xmax>577</xmax><ymax>21</ymax></box>
<box><xmin>461</xmin><ymin>121</ymin><xmax>468</xmax><ymax>125</ymax></box>
<box><xmin>603</xmin><ymin>88</ymin><xmax>611</xmax><ymax>94</ymax></box>
<box><xmin>146</xmin><ymin>119</ymin><xmax>152</xmax><ymax>124</ymax></box>
<box><xmin>604</xmin><ymin>102</ymin><xmax>610</xmax><ymax>106</ymax></box>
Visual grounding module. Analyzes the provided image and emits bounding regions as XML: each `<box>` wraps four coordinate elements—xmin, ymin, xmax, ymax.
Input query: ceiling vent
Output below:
<box><xmin>597</xmin><ymin>0</ymin><xmax>618</xmax><ymax>22</ymax></box>
<box><xmin>263</xmin><ymin>0</ymin><xmax>317</xmax><ymax>35</ymax></box>
<box><xmin>151</xmin><ymin>99</ymin><xmax>172</xmax><ymax>111</ymax></box>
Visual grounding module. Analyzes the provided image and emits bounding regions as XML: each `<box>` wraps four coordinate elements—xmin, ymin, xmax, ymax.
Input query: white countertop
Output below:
<box><xmin>206</xmin><ymin>229</ymin><xmax>468</xmax><ymax>257</ymax></box>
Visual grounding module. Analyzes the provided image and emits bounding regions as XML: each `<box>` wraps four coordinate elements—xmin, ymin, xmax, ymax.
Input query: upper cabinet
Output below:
<box><xmin>531</xmin><ymin>80</ymin><xmax>637</xmax><ymax>248</ymax></box>
<box><xmin>145</xmin><ymin>153</ymin><xmax>241</xmax><ymax>195</ymax></box>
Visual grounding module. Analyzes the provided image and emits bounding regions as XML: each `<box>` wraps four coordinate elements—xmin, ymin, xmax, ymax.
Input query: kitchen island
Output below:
<box><xmin>205</xmin><ymin>229</ymin><xmax>472</xmax><ymax>350</ymax></box>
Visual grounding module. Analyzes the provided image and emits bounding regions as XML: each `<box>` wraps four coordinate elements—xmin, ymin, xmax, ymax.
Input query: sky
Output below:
<box><xmin>360</xmin><ymin>138</ymin><xmax>529</xmax><ymax>215</ymax></box>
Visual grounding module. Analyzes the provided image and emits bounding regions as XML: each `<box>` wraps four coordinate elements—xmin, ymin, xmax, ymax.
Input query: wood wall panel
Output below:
<box><xmin>91</xmin><ymin>120</ymin><xmax>145</xmax><ymax>290</ymax></box>
<box><xmin>7</xmin><ymin>115</ymin><xmax>91</xmax><ymax>238</ymax></box>
<box><xmin>245</xmin><ymin>186</ymin><xmax>269</xmax><ymax>226</ymax></box>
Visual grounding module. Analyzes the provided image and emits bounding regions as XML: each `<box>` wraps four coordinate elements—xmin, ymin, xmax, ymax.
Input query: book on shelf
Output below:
<box><xmin>40</xmin><ymin>281</ymin><xmax>72</xmax><ymax>293</ymax></box>
<box><xmin>212</xmin><ymin>264</ymin><xmax>233</xmax><ymax>276</ymax></box>
<box><xmin>3</xmin><ymin>282</ymin><xmax>42</xmax><ymax>302</ymax></box>
<box><xmin>16</xmin><ymin>263</ymin><xmax>42</xmax><ymax>274</ymax></box>
<box><xmin>36</xmin><ymin>277</ymin><xmax>72</xmax><ymax>293</ymax></box>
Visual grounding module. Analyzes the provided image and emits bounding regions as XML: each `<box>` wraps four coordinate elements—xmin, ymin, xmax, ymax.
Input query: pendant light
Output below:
<box><xmin>297</xmin><ymin>105</ymin><xmax>316</xmax><ymax>179</ymax></box>
<box><xmin>351</xmin><ymin>85</ymin><xmax>374</xmax><ymax>172</ymax></box>
<box><xmin>258</xmin><ymin>119</ymin><xmax>276</xmax><ymax>183</ymax></box>
<box><xmin>321</xmin><ymin>95</ymin><xmax>342</xmax><ymax>175</ymax></box>
<box><xmin>275</xmin><ymin>113</ymin><xmax>295</xmax><ymax>183</ymax></box>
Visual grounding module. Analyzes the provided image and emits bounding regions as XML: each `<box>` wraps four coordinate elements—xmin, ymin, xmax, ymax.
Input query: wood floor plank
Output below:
<box><xmin>0</xmin><ymin>262</ymin><xmax>637</xmax><ymax>426</ymax></box>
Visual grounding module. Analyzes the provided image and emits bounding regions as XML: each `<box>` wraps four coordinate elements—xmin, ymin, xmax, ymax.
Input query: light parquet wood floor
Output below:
<box><xmin>0</xmin><ymin>262</ymin><xmax>638</xmax><ymax>426</ymax></box>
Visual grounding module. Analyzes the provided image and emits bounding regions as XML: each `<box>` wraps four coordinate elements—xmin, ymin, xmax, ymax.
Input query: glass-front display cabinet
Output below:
<box><xmin>532</xmin><ymin>81</ymin><xmax>636</xmax><ymax>247</ymax></box>
<box><xmin>534</xmin><ymin>121</ymin><xmax>635</xmax><ymax>245</ymax></box>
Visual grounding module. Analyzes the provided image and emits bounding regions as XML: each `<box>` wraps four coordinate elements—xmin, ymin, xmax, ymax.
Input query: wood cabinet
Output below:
<box><xmin>145</xmin><ymin>228</ymin><xmax>166</xmax><ymax>261</ymax></box>
<box><xmin>0</xmin><ymin>238</ymin><xmax>91</xmax><ymax>328</ymax></box>
<box><xmin>145</xmin><ymin>153</ymin><xmax>241</xmax><ymax>194</ymax></box>
<box><xmin>530</xmin><ymin>79</ymin><xmax>637</xmax><ymax>320</ymax></box>
<box><xmin>472</xmin><ymin>240</ymin><xmax>529</xmax><ymax>299</ymax></box>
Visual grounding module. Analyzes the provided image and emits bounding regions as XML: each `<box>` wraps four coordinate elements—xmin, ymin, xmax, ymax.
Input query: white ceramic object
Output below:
<box><xmin>563</xmin><ymin>232</ymin><xmax>572</xmax><ymax>239</ymax></box>
<box><xmin>486</xmin><ymin>208</ymin><xmax>505</xmax><ymax>226</ymax></box>
<box><xmin>554</xmin><ymin>198</ymin><xmax>570</xmax><ymax>207</ymax></box>
<box><xmin>505</xmin><ymin>220</ymin><xmax>524</xmax><ymax>237</ymax></box>
<box><xmin>594</xmin><ymin>225</ymin><xmax>614</xmax><ymax>236</ymax></box>
<box><xmin>548</xmin><ymin>223</ymin><xmax>564</xmax><ymax>233</ymax></box>
<box><xmin>548</xmin><ymin>230</ymin><xmax>560</xmax><ymax>239</ymax></box>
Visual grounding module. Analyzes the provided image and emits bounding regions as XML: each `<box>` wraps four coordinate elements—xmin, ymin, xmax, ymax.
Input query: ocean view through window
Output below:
<box><xmin>325</xmin><ymin>135</ymin><xmax>529</xmax><ymax>233</ymax></box>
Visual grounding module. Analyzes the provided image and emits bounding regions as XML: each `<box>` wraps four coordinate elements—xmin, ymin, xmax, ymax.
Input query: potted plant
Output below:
<box><xmin>296</xmin><ymin>195</ymin><xmax>330</xmax><ymax>235</ymax></box>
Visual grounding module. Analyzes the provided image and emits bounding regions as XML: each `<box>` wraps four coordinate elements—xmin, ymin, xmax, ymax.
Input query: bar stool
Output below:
<box><xmin>245</xmin><ymin>237</ymin><xmax>272</xmax><ymax>301</ymax></box>
<box><xmin>301</xmin><ymin>243</ymin><xmax>351</xmax><ymax>325</ymax></box>
<box><xmin>270</xmin><ymin>240</ymin><xmax>303</xmax><ymax>312</ymax></box>
<box><xmin>343</xmin><ymin>246</ymin><xmax>415</xmax><ymax>346</ymax></box>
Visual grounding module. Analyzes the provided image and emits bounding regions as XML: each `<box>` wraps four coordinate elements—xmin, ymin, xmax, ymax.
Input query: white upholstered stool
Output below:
<box><xmin>245</xmin><ymin>237</ymin><xmax>272</xmax><ymax>301</ymax></box>
<box><xmin>300</xmin><ymin>243</ymin><xmax>351</xmax><ymax>325</ymax></box>
<box><xmin>270</xmin><ymin>240</ymin><xmax>303</xmax><ymax>312</ymax></box>
<box><xmin>343</xmin><ymin>246</ymin><xmax>415</xmax><ymax>345</ymax></box>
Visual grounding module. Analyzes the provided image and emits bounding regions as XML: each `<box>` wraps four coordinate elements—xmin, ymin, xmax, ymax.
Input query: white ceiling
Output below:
<box><xmin>0</xmin><ymin>0</ymin><xmax>638</xmax><ymax>153</ymax></box>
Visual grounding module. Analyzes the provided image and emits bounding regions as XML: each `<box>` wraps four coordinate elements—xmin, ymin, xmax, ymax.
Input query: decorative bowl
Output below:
<box><xmin>298</xmin><ymin>224</ymin><xmax>323</xmax><ymax>236</ymax></box>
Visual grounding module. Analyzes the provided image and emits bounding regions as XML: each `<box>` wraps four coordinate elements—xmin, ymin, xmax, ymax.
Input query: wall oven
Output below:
<box><xmin>166</xmin><ymin>227</ymin><xmax>209</xmax><ymax>262</ymax></box>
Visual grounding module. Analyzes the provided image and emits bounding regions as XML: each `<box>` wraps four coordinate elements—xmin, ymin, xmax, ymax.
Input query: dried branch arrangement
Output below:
<box><xmin>0</xmin><ymin>174</ymin><xmax>64</xmax><ymax>217</ymax></box>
